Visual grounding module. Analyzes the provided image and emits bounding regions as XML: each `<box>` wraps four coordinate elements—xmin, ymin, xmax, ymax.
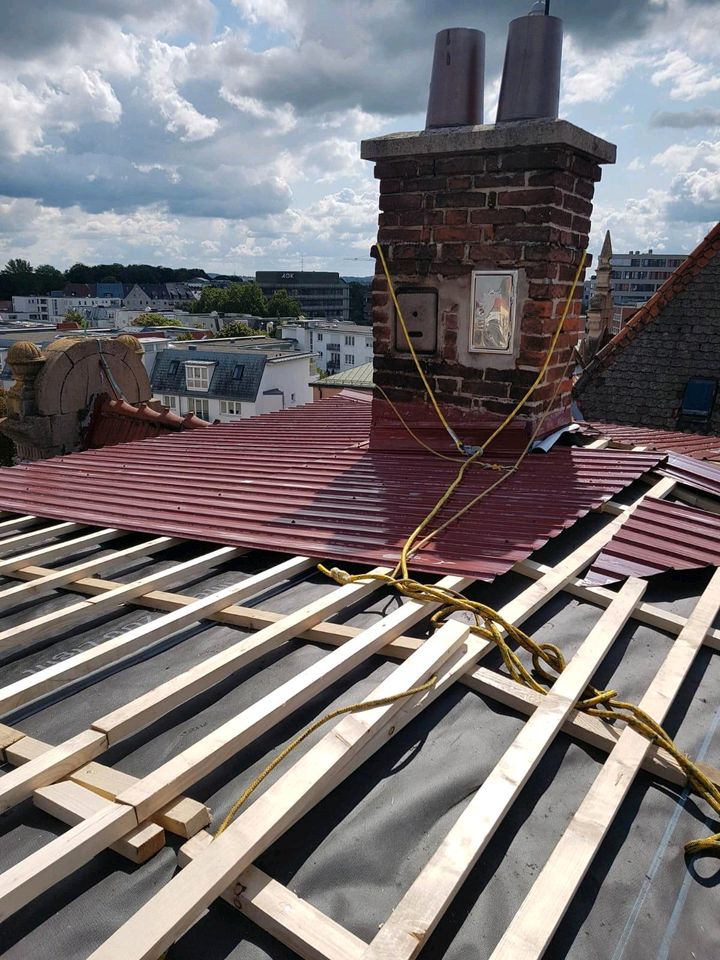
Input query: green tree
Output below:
<box><xmin>192</xmin><ymin>286</ymin><xmax>226</xmax><ymax>313</ymax></box>
<box><xmin>214</xmin><ymin>321</ymin><xmax>255</xmax><ymax>339</ymax></box>
<box><xmin>3</xmin><ymin>258</ymin><xmax>33</xmax><ymax>275</ymax></box>
<box><xmin>222</xmin><ymin>282</ymin><xmax>267</xmax><ymax>316</ymax></box>
<box><xmin>35</xmin><ymin>264</ymin><xmax>64</xmax><ymax>290</ymax></box>
<box><xmin>65</xmin><ymin>262</ymin><xmax>92</xmax><ymax>283</ymax></box>
<box><xmin>63</xmin><ymin>308</ymin><xmax>86</xmax><ymax>329</ymax></box>
<box><xmin>132</xmin><ymin>313</ymin><xmax>183</xmax><ymax>327</ymax></box>
<box><xmin>266</xmin><ymin>288</ymin><xmax>302</xmax><ymax>318</ymax></box>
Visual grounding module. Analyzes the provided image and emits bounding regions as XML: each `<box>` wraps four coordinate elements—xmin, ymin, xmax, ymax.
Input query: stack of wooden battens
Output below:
<box><xmin>0</xmin><ymin>470</ymin><xmax>718</xmax><ymax>960</ymax></box>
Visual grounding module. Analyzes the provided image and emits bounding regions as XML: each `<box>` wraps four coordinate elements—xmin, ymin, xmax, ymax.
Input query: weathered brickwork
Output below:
<box><xmin>370</xmin><ymin>143</ymin><xmax>604</xmax><ymax>436</ymax></box>
<box><xmin>577</xmin><ymin>248</ymin><xmax>720</xmax><ymax>433</ymax></box>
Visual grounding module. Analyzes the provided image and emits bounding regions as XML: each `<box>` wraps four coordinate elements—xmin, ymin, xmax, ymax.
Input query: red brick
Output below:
<box><xmin>574</xmin><ymin>178</ymin><xmax>595</xmax><ymax>200</ymax></box>
<box><xmin>497</xmin><ymin>187</ymin><xmax>563</xmax><ymax>207</ymax></box>
<box><xmin>447</xmin><ymin>176</ymin><xmax>472</xmax><ymax>190</ymax></box>
<box><xmin>572</xmin><ymin>214</ymin><xmax>592</xmax><ymax>235</ymax></box>
<box><xmin>475</xmin><ymin>172</ymin><xmax>527</xmax><ymax>188</ymax></box>
<box><xmin>378</xmin><ymin>212</ymin><xmax>399</xmax><ymax>227</ymax></box>
<box><xmin>378</xmin><ymin>226</ymin><xmax>422</xmax><ymax>242</ymax></box>
<box><xmin>527</xmin><ymin>171</ymin><xmax>576</xmax><ymax>191</ymax></box>
<box><xmin>435</xmin><ymin>192</ymin><xmax>487</xmax><ymax>208</ymax></box>
<box><xmin>374</xmin><ymin>158</ymin><xmax>435</xmax><ymax>179</ymax></box>
<box><xmin>440</xmin><ymin>242</ymin><xmax>466</xmax><ymax>261</ymax></box>
<box><xmin>468</xmin><ymin>243</ymin><xmax>520</xmax><ymax>263</ymax></box>
<box><xmin>379</xmin><ymin>193</ymin><xmax>423</xmax><ymax>212</ymax></box>
<box><xmin>562</xmin><ymin>193</ymin><xmax>594</xmax><ymax>217</ymax></box>
<box><xmin>379</xmin><ymin>178</ymin><xmax>404</xmax><ymax>194</ymax></box>
<box><xmin>397</xmin><ymin>210</ymin><xmax>444</xmax><ymax>226</ymax></box>
<box><xmin>404</xmin><ymin>176</ymin><xmax>448</xmax><ymax>192</ymax></box>
<box><xmin>443</xmin><ymin>313</ymin><xmax>459</xmax><ymax>331</ymax></box>
<box><xmin>495</xmin><ymin>224</ymin><xmax>562</xmax><ymax>244</ymax></box>
<box><xmin>433</xmin><ymin>226</ymin><xmax>483</xmax><ymax>242</ymax></box>
<box><xmin>463</xmin><ymin>379</ymin><xmax>510</xmax><ymax>398</ymax></box>
<box><xmin>445</xmin><ymin>209</ymin><xmax>468</xmax><ymax>226</ymax></box>
<box><xmin>526</xmin><ymin>206</ymin><xmax>573</xmax><ymax>228</ymax></box>
<box><xmin>569</xmin><ymin>155</ymin><xmax>602</xmax><ymax>181</ymax></box>
<box><xmin>470</xmin><ymin>208</ymin><xmax>525</xmax><ymax>225</ymax></box>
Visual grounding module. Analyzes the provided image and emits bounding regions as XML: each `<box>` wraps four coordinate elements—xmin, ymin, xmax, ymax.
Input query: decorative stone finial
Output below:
<box><xmin>116</xmin><ymin>334</ymin><xmax>144</xmax><ymax>355</ymax></box>
<box><xmin>7</xmin><ymin>341</ymin><xmax>43</xmax><ymax>364</ymax></box>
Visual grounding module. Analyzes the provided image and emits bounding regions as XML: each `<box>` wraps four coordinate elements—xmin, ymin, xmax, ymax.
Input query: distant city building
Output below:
<box><xmin>151</xmin><ymin>337</ymin><xmax>314</xmax><ymax>421</ymax></box>
<box><xmin>280</xmin><ymin>319</ymin><xmax>373</xmax><ymax>374</ymax></box>
<box><xmin>312</xmin><ymin>361</ymin><xmax>374</xmax><ymax>401</ymax></box>
<box><xmin>584</xmin><ymin>246</ymin><xmax>688</xmax><ymax>311</ymax></box>
<box><xmin>256</xmin><ymin>271</ymin><xmax>349</xmax><ymax>321</ymax></box>
<box><xmin>9</xmin><ymin>282</ymin><xmax>197</xmax><ymax>326</ymax></box>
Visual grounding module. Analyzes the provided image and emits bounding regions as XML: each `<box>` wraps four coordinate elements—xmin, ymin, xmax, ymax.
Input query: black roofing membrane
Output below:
<box><xmin>0</xmin><ymin>528</ymin><xmax>718</xmax><ymax>960</ymax></box>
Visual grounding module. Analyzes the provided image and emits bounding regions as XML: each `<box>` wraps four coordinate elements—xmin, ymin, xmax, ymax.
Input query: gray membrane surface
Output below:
<box><xmin>0</xmin><ymin>515</ymin><xmax>718</xmax><ymax>960</ymax></box>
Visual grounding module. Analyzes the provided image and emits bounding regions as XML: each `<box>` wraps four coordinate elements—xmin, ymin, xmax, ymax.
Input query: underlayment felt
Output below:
<box><xmin>0</xmin><ymin>519</ymin><xmax>719</xmax><ymax>960</ymax></box>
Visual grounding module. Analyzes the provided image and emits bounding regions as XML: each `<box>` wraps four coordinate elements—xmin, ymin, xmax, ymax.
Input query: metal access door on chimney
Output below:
<box><xmin>394</xmin><ymin>287</ymin><xmax>438</xmax><ymax>354</ymax></box>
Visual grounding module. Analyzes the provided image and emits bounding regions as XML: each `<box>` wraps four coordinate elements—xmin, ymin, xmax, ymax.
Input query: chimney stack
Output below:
<box><xmin>426</xmin><ymin>28</ymin><xmax>485</xmax><ymax>129</ymax></box>
<box><xmin>361</xmin><ymin>12</ymin><xmax>615</xmax><ymax>446</ymax></box>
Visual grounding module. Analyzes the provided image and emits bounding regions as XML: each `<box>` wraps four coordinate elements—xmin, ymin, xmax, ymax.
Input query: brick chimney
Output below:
<box><xmin>362</xmin><ymin>119</ymin><xmax>615</xmax><ymax>446</ymax></box>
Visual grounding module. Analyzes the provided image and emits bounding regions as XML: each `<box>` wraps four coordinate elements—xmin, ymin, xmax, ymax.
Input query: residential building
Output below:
<box><xmin>575</xmin><ymin>222</ymin><xmax>720</xmax><ymax>433</ymax></box>
<box><xmin>256</xmin><ymin>271</ymin><xmax>350</xmax><ymax>320</ymax></box>
<box><xmin>584</xmin><ymin>245</ymin><xmax>688</xmax><ymax>310</ymax></box>
<box><xmin>311</xmin><ymin>321</ymin><xmax>374</xmax><ymax>374</ymax></box>
<box><xmin>151</xmin><ymin>338</ymin><xmax>314</xmax><ymax>421</ymax></box>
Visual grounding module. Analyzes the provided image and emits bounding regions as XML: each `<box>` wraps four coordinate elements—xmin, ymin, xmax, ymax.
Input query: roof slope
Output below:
<box><xmin>575</xmin><ymin>222</ymin><xmax>720</xmax><ymax>431</ymax></box>
<box><xmin>151</xmin><ymin>349</ymin><xmax>266</xmax><ymax>401</ymax></box>
<box><xmin>317</xmin><ymin>361</ymin><xmax>374</xmax><ymax>388</ymax></box>
<box><xmin>0</xmin><ymin>393</ymin><xmax>661</xmax><ymax>580</ymax></box>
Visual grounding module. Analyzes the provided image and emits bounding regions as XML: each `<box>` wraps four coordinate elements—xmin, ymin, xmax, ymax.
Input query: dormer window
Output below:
<box><xmin>185</xmin><ymin>362</ymin><xmax>214</xmax><ymax>392</ymax></box>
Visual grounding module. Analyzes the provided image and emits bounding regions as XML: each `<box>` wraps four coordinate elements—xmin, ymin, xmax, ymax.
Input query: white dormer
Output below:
<box><xmin>184</xmin><ymin>360</ymin><xmax>216</xmax><ymax>392</ymax></box>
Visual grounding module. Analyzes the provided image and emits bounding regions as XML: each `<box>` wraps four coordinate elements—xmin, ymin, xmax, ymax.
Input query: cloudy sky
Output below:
<box><xmin>1</xmin><ymin>0</ymin><xmax>719</xmax><ymax>274</ymax></box>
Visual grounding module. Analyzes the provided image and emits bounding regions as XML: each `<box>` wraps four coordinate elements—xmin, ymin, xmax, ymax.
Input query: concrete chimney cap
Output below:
<box><xmin>7</xmin><ymin>341</ymin><xmax>43</xmax><ymax>363</ymax></box>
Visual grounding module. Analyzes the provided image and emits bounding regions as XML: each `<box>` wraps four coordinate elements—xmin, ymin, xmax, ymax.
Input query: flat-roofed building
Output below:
<box><xmin>256</xmin><ymin>271</ymin><xmax>350</xmax><ymax>321</ymax></box>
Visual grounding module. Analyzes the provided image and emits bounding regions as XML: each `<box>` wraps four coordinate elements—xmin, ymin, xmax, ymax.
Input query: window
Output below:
<box><xmin>232</xmin><ymin>364</ymin><xmax>245</xmax><ymax>381</ymax></box>
<box><xmin>329</xmin><ymin>352</ymin><xmax>340</xmax><ymax>368</ymax></box>
<box><xmin>187</xmin><ymin>397</ymin><xmax>209</xmax><ymax>419</ymax></box>
<box><xmin>168</xmin><ymin>360</ymin><xmax>179</xmax><ymax>376</ymax></box>
<box><xmin>316</xmin><ymin>333</ymin><xmax>323</xmax><ymax>342</ymax></box>
<box><xmin>681</xmin><ymin>378</ymin><xmax>717</xmax><ymax>417</ymax></box>
<box><xmin>185</xmin><ymin>363</ymin><xmax>211</xmax><ymax>391</ymax></box>
<box><xmin>344</xmin><ymin>335</ymin><xmax>355</xmax><ymax>346</ymax></box>
<box><xmin>344</xmin><ymin>354</ymin><xmax>354</xmax><ymax>365</ymax></box>
<box><xmin>162</xmin><ymin>395</ymin><xmax>176</xmax><ymax>409</ymax></box>
<box><xmin>220</xmin><ymin>400</ymin><xmax>242</xmax><ymax>416</ymax></box>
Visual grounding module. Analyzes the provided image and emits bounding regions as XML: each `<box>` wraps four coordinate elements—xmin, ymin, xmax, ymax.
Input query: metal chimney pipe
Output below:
<box><xmin>425</xmin><ymin>28</ymin><xmax>485</xmax><ymax>129</ymax></box>
<box><xmin>496</xmin><ymin>5</ymin><xmax>563</xmax><ymax>123</ymax></box>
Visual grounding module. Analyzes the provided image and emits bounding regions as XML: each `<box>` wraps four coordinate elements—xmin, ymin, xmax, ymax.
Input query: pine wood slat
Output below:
<box><xmin>0</xmin><ymin>543</ymin><xmax>244</xmax><ymax>655</ymax></box>
<box><xmin>0</xmin><ymin>551</ymin><xmax>305</xmax><ymax>716</ymax></box>
<box><xmin>360</xmin><ymin>578</ymin><xmax>648</xmax><ymax>960</ymax></box>
<box><xmin>0</xmin><ymin>521</ymin><xmax>84</xmax><ymax>556</ymax></box>
<box><xmin>34</xmin><ymin>781</ymin><xmax>164</xmax><ymax>864</ymax></box>
<box><xmin>88</xmin><ymin>620</ymin><xmax>472</xmax><ymax>960</ymax></box>
<box><xmin>0</xmin><ymin>515</ymin><xmax>39</xmax><ymax>534</ymax></box>
<box><xmin>489</xmin><ymin>565</ymin><xmax>720</xmax><ymax>960</ymax></box>
<box><xmin>178</xmin><ymin>832</ymin><xmax>368</xmax><ymax>960</ymax></box>
<box><xmin>0</xmin><ymin>535</ymin><xmax>175</xmax><ymax>613</ymax></box>
<box><xmin>6</xmin><ymin>733</ymin><xmax>209</xmax><ymax>838</ymax></box>
<box><xmin>0</xmin><ymin>555</ymin><xmax>317</xmax><ymax>812</ymax></box>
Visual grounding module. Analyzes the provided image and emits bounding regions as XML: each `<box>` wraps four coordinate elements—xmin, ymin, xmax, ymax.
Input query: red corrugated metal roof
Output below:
<box><xmin>0</xmin><ymin>395</ymin><xmax>662</xmax><ymax>580</ymax></box>
<box><xmin>659</xmin><ymin>452</ymin><xmax>720</xmax><ymax>497</ymax></box>
<box><xmin>585</xmin><ymin>497</ymin><xmax>720</xmax><ymax>585</ymax></box>
<box><xmin>579</xmin><ymin>420</ymin><xmax>720</xmax><ymax>460</ymax></box>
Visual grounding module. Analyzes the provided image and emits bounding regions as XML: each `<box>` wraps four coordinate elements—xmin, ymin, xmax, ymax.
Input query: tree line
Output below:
<box><xmin>191</xmin><ymin>283</ymin><xmax>301</xmax><ymax>318</ymax></box>
<box><xmin>0</xmin><ymin>258</ymin><xmax>214</xmax><ymax>301</ymax></box>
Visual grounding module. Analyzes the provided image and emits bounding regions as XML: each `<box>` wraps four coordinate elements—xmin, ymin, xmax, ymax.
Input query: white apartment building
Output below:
<box><xmin>281</xmin><ymin>320</ymin><xmax>373</xmax><ymax>374</ymax></box>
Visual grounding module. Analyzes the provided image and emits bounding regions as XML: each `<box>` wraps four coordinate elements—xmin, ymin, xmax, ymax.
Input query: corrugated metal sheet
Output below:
<box><xmin>579</xmin><ymin>420</ymin><xmax>720</xmax><ymax>460</ymax></box>
<box><xmin>0</xmin><ymin>395</ymin><xmax>662</xmax><ymax>580</ymax></box>
<box><xmin>660</xmin><ymin>452</ymin><xmax>720</xmax><ymax>497</ymax></box>
<box><xmin>585</xmin><ymin>497</ymin><xmax>720</xmax><ymax>585</ymax></box>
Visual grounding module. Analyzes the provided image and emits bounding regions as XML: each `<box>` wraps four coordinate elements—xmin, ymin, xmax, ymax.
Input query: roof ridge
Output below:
<box><xmin>575</xmin><ymin>221</ymin><xmax>720</xmax><ymax>394</ymax></box>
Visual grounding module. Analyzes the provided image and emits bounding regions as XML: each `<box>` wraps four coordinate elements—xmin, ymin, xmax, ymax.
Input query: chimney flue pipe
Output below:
<box><xmin>425</xmin><ymin>28</ymin><xmax>485</xmax><ymax>129</ymax></box>
<box><xmin>496</xmin><ymin>6</ymin><xmax>563</xmax><ymax>123</ymax></box>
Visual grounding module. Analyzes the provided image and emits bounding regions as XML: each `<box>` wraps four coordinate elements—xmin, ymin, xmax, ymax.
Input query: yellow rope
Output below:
<box><xmin>214</xmin><ymin>249</ymin><xmax>719</xmax><ymax>862</ymax></box>
<box><xmin>213</xmin><ymin>673</ymin><xmax>438</xmax><ymax>837</ymax></box>
<box><xmin>317</xmin><ymin>250</ymin><xmax>720</xmax><ymax>858</ymax></box>
<box><xmin>376</xmin><ymin>242</ymin><xmax>465</xmax><ymax>455</ymax></box>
